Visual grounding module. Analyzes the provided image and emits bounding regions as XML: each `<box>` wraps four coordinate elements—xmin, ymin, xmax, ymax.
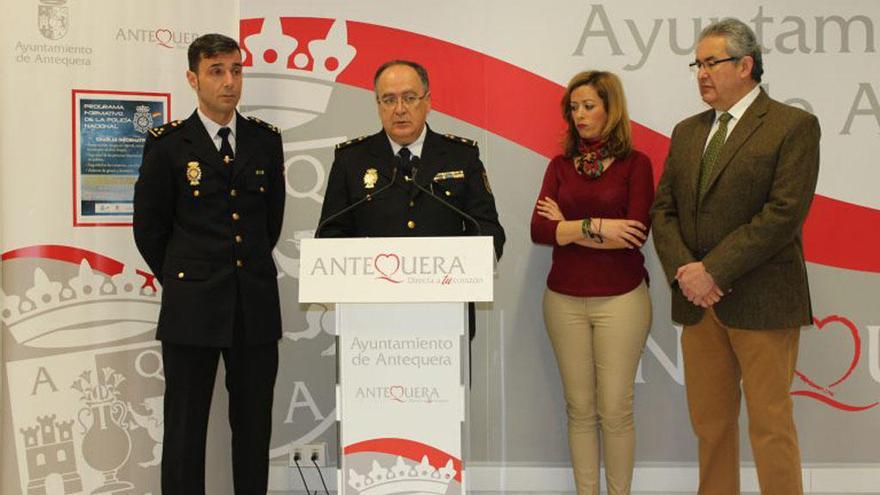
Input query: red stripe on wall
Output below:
<box><xmin>241</xmin><ymin>18</ymin><xmax>880</xmax><ymax>273</ymax></box>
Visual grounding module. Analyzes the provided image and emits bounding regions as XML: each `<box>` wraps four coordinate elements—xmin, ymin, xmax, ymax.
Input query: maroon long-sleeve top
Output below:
<box><xmin>530</xmin><ymin>150</ymin><xmax>655</xmax><ymax>297</ymax></box>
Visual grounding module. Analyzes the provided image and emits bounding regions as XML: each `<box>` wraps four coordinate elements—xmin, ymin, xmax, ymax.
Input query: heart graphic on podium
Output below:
<box><xmin>389</xmin><ymin>385</ymin><xmax>405</xmax><ymax>402</ymax></box>
<box><xmin>374</xmin><ymin>253</ymin><xmax>402</xmax><ymax>283</ymax></box>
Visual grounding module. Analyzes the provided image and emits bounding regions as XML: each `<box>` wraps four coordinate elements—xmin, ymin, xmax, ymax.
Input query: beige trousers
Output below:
<box><xmin>683</xmin><ymin>308</ymin><xmax>803</xmax><ymax>495</ymax></box>
<box><xmin>543</xmin><ymin>282</ymin><xmax>651</xmax><ymax>495</ymax></box>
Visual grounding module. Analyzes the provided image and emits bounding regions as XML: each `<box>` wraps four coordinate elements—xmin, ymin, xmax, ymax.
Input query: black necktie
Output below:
<box><xmin>398</xmin><ymin>146</ymin><xmax>412</xmax><ymax>174</ymax></box>
<box><xmin>218</xmin><ymin>127</ymin><xmax>234</xmax><ymax>165</ymax></box>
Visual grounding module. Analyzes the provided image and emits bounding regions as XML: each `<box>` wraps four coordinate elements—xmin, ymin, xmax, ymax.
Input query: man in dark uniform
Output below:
<box><xmin>133</xmin><ymin>33</ymin><xmax>285</xmax><ymax>494</ymax></box>
<box><xmin>317</xmin><ymin>60</ymin><xmax>505</xmax><ymax>339</ymax></box>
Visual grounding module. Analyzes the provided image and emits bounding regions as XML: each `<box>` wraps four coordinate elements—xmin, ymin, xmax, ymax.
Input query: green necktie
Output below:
<box><xmin>699</xmin><ymin>112</ymin><xmax>732</xmax><ymax>198</ymax></box>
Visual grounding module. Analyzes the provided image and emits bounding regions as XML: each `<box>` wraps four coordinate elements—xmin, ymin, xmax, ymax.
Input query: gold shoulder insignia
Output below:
<box><xmin>148</xmin><ymin>120</ymin><xmax>185</xmax><ymax>139</ymax></box>
<box><xmin>335</xmin><ymin>135</ymin><xmax>370</xmax><ymax>150</ymax></box>
<box><xmin>246</xmin><ymin>115</ymin><xmax>280</xmax><ymax>134</ymax></box>
<box><xmin>442</xmin><ymin>133</ymin><xmax>478</xmax><ymax>147</ymax></box>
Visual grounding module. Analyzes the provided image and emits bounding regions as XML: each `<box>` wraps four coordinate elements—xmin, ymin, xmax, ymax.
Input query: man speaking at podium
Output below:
<box><xmin>317</xmin><ymin>60</ymin><xmax>506</xmax><ymax>338</ymax></box>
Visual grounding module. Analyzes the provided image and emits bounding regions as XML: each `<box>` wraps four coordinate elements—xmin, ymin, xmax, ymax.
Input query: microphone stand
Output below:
<box><xmin>315</xmin><ymin>166</ymin><xmax>399</xmax><ymax>238</ymax></box>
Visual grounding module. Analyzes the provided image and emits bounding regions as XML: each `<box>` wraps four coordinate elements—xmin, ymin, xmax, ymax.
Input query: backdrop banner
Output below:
<box><xmin>0</xmin><ymin>2</ymin><xmax>236</xmax><ymax>493</ymax></box>
<box><xmin>2</xmin><ymin>1</ymin><xmax>879</xmax><ymax>493</ymax></box>
<box><xmin>238</xmin><ymin>0</ymin><xmax>880</xmax><ymax>492</ymax></box>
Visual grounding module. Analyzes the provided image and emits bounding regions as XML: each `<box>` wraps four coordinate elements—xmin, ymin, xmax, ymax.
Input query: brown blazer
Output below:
<box><xmin>651</xmin><ymin>89</ymin><xmax>820</xmax><ymax>329</ymax></box>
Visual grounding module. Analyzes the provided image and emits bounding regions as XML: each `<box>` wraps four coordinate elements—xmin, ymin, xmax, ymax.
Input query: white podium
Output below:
<box><xmin>299</xmin><ymin>236</ymin><xmax>494</xmax><ymax>495</ymax></box>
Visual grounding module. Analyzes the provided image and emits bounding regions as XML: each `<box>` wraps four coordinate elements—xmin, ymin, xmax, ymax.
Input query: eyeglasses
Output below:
<box><xmin>377</xmin><ymin>92</ymin><xmax>429</xmax><ymax>109</ymax></box>
<box><xmin>688</xmin><ymin>57</ymin><xmax>739</xmax><ymax>73</ymax></box>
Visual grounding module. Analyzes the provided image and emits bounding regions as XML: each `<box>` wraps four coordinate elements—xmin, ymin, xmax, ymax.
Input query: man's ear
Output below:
<box><xmin>739</xmin><ymin>55</ymin><xmax>755</xmax><ymax>81</ymax></box>
<box><xmin>186</xmin><ymin>70</ymin><xmax>198</xmax><ymax>91</ymax></box>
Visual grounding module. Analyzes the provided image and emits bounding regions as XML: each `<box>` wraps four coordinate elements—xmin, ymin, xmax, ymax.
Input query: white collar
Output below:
<box><xmin>197</xmin><ymin>108</ymin><xmax>237</xmax><ymax>140</ymax></box>
<box><xmin>386</xmin><ymin>124</ymin><xmax>427</xmax><ymax>158</ymax></box>
<box><xmin>716</xmin><ymin>84</ymin><xmax>760</xmax><ymax>123</ymax></box>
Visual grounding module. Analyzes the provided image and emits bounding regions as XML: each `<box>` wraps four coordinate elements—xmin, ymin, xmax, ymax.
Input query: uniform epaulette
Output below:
<box><xmin>442</xmin><ymin>133</ymin><xmax>478</xmax><ymax>147</ymax></box>
<box><xmin>246</xmin><ymin>116</ymin><xmax>280</xmax><ymax>134</ymax></box>
<box><xmin>148</xmin><ymin>120</ymin><xmax>185</xmax><ymax>139</ymax></box>
<box><xmin>335</xmin><ymin>135</ymin><xmax>369</xmax><ymax>150</ymax></box>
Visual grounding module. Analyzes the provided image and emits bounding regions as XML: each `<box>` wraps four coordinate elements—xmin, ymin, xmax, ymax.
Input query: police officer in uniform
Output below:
<box><xmin>133</xmin><ymin>33</ymin><xmax>285</xmax><ymax>494</ymax></box>
<box><xmin>317</xmin><ymin>60</ymin><xmax>505</xmax><ymax>340</ymax></box>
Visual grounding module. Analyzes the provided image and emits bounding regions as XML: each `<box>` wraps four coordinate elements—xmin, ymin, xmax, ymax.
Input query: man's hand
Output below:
<box><xmin>676</xmin><ymin>262</ymin><xmax>724</xmax><ymax>308</ymax></box>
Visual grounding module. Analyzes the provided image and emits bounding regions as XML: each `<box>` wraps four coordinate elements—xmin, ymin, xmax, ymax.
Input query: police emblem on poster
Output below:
<box><xmin>132</xmin><ymin>105</ymin><xmax>154</xmax><ymax>134</ymax></box>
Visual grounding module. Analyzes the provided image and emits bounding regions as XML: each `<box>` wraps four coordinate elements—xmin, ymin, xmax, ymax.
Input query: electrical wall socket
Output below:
<box><xmin>288</xmin><ymin>442</ymin><xmax>327</xmax><ymax>467</ymax></box>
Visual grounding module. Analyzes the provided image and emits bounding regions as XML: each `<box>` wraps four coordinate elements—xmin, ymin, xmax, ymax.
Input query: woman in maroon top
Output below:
<box><xmin>531</xmin><ymin>71</ymin><xmax>654</xmax><ymax>495</ymax></box>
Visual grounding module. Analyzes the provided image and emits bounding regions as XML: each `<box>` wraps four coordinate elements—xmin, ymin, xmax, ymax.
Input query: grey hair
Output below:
<box><xmin>699</xmin><ymin>18</ymin><xmax>764</xmax><ymax>82</ymax></box>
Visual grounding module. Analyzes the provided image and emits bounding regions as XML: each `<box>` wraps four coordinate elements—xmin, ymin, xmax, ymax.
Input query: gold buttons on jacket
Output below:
<box><xmin>232</xmin><ymin>212</ymin><xmax>240</xmax><ymax>221</ymax></box>
<box><xmin>193</xmin><ymin>190</ymin><xmax>200</xmax><ymax>197</ymax></box>
<box><xmin>236</xmin><ymin>260</ymin><xmax>243</xmax><ymax>267</ymax></box>
<box><xmin>407</xmin><ymin>220</ymin><xmax>415</xmax><ymax>229</ymax></box>
<box><xmin>177</xmin><ymin>272</ymin><xmax>185</xmax><ymax>279</ymax></box>
<box><xmin>230</xmin><ymin>189</ymin><xmax>238</xmax><ymax>197</ymax></box>
<box><xmin>235</xmin><ymin>235</ymin><xmax>242</xmax><ymax>243</ymax></box>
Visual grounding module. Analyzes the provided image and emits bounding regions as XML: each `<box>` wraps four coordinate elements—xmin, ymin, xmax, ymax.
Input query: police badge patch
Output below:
<box><xmin>363</xmin><ymin>168</ymin><xmax>378</xmax><ymax>189</ymax></box>
<box><xmin>186</xmin><ymin>162</ymin><xmax>201</xmax><ymax>186</ymax></box>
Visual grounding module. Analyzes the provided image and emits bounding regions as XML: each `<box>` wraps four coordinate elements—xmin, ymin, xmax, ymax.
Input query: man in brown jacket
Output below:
<box><xmin>651</xmin><ymin>18</ymin><xmax>820</xmax><ymax>495</ymax></box>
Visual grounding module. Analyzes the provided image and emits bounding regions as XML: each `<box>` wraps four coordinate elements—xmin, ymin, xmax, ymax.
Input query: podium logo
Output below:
<box><xmin>308</xmin><ymin>252</ymin><xmax>481</xmax><ymax>286</ymax></box>
<box><xmin>375</xmin><ymin>253</ymin><xmax>402</xmax><ymax>283</ymax></box>
<box><xmin>355</xmin><ymin>385</ymin><xmax>445</xmax><ymax>404</ymax></box>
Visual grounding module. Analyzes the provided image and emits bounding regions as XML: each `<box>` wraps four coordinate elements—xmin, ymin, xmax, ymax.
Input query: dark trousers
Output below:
<box><xmin>161</xmin><ymin>322</ymin><xmax>279</xmax><ymax>494</ymax></box>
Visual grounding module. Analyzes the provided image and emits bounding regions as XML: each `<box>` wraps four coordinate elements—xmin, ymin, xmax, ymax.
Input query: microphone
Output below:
<box><xmin>315</xmin><ymin>166</ymin><xmax>399</xmax><ymax>238</ymax></box>
<box><xmin>409</xmin><ymin>157</ymin><xmax>483</xmax><ymax>236</ymax></box>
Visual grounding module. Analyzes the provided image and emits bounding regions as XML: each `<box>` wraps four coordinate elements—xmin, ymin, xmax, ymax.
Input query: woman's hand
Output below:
<box><xmin>596</xmin><ymin>218</ymin><xmax>647</xmax><ymax>248</ymax></box>
<box><xmin>535</xmin><ymin>197</ymin><xmax>565</xmax><ymax>221</ymax></box>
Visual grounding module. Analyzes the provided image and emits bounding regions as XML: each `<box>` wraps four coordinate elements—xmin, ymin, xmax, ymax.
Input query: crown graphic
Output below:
<box><xmin>241</xmin><ymin>17</ymin><xmax>356</xmax><ymax>130</ymax></box>
<box><xmin>20</xmin><ymin>415</ymin><xmax>75</xmax><ymax>447</ymax></box>
<box><xmin>1</xmin><ymin>259</ymin><xmax>159</xmax><ymax>348</ymax></box>
<box><xmin>348</xmin><ymin>455</ymin><xmax>456</xmax><ymax>495</ymax></box>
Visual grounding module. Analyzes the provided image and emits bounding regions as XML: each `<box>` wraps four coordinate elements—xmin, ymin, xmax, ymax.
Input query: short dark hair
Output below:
<box><xmin>187</xmin><ymin>33</ymin><xmax>240</xmax><ymax>72</ymax></box>
<box><xmin>373</xmin><ymin>60</ymin><xmax>430</xmax><ymax>93</ymax></box>
<box><xmin>700</xmin><ymin>19</ymin><xmax>764</xmax><ymax>83</ymax></box>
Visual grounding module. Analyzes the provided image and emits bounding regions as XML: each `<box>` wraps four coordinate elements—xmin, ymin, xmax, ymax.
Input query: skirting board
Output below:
<box><xmin>268</xmin><ymin>464</ymin><xmax>880</xmax><ymax>493</ymax></box>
